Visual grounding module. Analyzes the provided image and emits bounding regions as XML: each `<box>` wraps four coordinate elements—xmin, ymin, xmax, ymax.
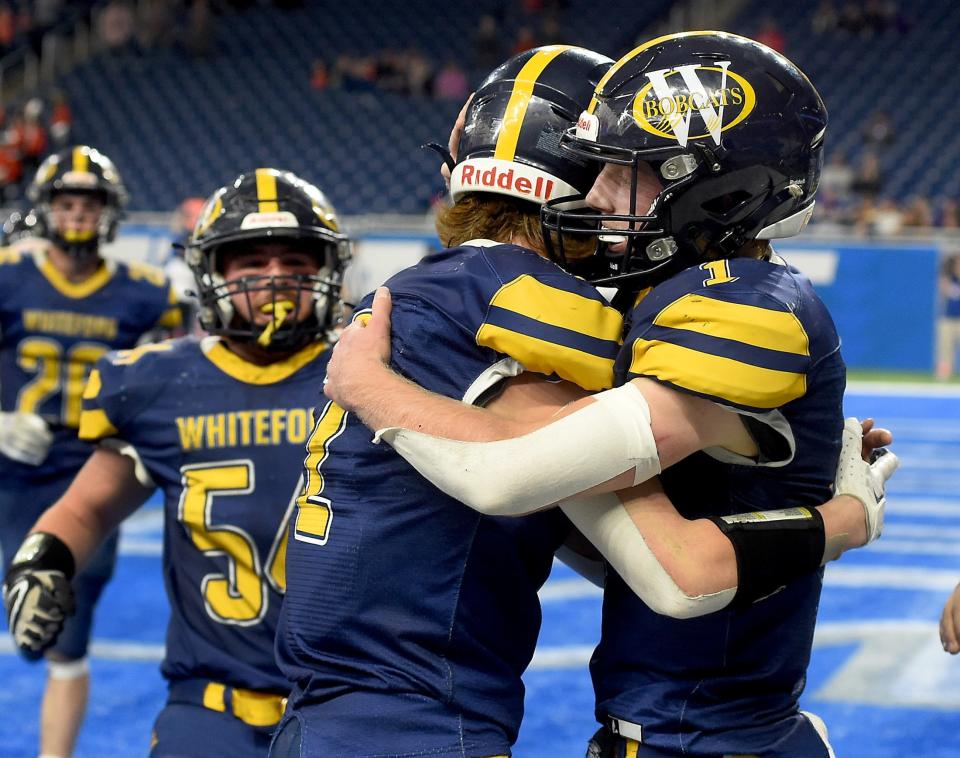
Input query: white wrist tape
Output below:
<box><xmin>375</xmin><ymin>383</ymin><xmax>662</xmax><ymax>516</ymax></box>
<box><xmin>561</xmin><ymin>494</ymin><xmax>735</xmax><ymax>619</ymax></box>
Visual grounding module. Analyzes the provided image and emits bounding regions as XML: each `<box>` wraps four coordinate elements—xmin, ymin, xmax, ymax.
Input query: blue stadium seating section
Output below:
<box><xmin>61</xmin><ymin>0</ymin><xmax>960</xmax><ymax>213</ymax></box>
<box><xmin>56</xmin><ymin>1</ymin><xmax>670</xmax><ymax>213</ymax></box>
<box><xmin>731</xmin><ymin>0</ymin><xmax>960</xmax><ymax>201</ymax></box>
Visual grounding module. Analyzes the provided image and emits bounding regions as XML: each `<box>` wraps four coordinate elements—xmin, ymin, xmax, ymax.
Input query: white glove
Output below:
<box><xmin>835</xmin><ymin>417</ymin><xmax>900</xmax><ymax>544</ymax></box>
<box><xmin>0</xmin><ymin>411</ymin><xmax>53</xmax><ymax>466</ymax></box>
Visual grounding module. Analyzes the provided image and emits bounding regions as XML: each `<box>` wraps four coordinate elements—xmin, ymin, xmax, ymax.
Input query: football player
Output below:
<box><xmin>273</xmin><ymin>45</ymin><xmax>893</xmax><ymax>758</ymax></box>
<box><xmin>0</xmin><ymin>145</ymin><xmax>180</xmax><ymax>758</ymax></box>
<box><xmin>2</xmin><ymin>169</ymin><xmax>349</xmax><ymax>757</ymax></box>
<box><xmin>321</xmin><ymin>33</ymin><xmax>899</xmax><ymax>757</ymax></box>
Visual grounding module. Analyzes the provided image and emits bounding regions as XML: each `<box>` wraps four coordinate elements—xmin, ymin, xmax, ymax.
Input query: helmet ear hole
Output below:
<box><xmin>701</xmin><ymin>190</ymin><xmax>753</xmax><ymax>216</ymax></box>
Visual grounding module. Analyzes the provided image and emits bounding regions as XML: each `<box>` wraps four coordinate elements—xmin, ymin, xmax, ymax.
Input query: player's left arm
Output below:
<box><xmin>563</xmin><ymin>419</ymin><xmax>897</xmax><ymax>617</ymax></box>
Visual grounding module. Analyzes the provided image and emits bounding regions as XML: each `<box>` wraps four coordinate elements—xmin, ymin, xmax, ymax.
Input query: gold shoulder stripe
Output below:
<box><xmin>82</xmin><ymin>368</ymin><xmax>104</xmax><ymax>400</ymax></box>
<box><xmin>477</xmin><ymin>275</ymin><xmax>621</xmax><ymax>391</ymax></box>
<box><xmin>653</xmin><ymin>294</ymin><xmax>810</xmax><ymax>356</ymax></box>
<box><xmin>588</xmin><ymin>30</ymin><xmax>717</xmax><ymax>114</ymax></box>
<box><xmin>487</xmin><ymin>275</ymin><xmax>622</xmax><ymax>341</ymax></box>
<box><xmin>255</xmin><ymin>168</ymin><xmax>280</xmax><ymax>213</ymax></box>
<box><xmin>630</xmin><ymin>338</ymin><xmax>806</xmax><ymax>409</ymax></box>
<box><xmin>78</xmin><ymin>408</ymin><xmax>119</xmax><ymax>440</ymax></box>
<box><xmin>476</xmin><ymin>325</ymin><xmax>614</xmax><ymax>391</ymax></box>
<box><xmin>494</xmin><ymin>45</ymin><xmax>573</xmax><ymax>161</ymax></box>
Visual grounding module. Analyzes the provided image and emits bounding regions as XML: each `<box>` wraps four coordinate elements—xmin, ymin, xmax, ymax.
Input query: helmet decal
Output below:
<box><xmin>255</xmin><ymin>168</ymin><xmax>280</xmax><ymax>213</ymax></box>
<box><xmin>493</xmin><ymin>44</ymin><xmax>573</xmax><ymax>162</ymax></box>
<box><xmin>447</xmin><ymin>45</ymin><xmax>613</xmax><ymax>207</ymax></box>
<box><xmin>632</xmin><ymin>63</ymin><xmax>756</xmax><ymax>147</ymax></box>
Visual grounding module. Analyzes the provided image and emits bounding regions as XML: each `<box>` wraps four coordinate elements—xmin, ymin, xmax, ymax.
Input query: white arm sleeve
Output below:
<box><xmin>374</xmin><ymin>383</ymin><xmax>662</xmax><ymax>516</ymax></box>
<box><xmin>560</xmin><ymin>494</ymin><xmax>736</xmax><ymax>618</ymax></box>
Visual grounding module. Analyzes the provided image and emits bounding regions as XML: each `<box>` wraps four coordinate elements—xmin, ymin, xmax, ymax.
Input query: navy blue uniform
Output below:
<box><xmin>594</xmin><ymin>257</ymin><xmax>845</xmax><ymax>757</ymax></box>
<box><xmin>81</xmin><ymin>336</ymin><xmax>330</xmax><ymax>757</ymax></box>
<box><xmin>276</xmin><ymin>242</ymin><xmax>623</xmax><ymax>758</ymax></box>
<box><xmin>0</xmin><ymin>247</ymin><xmax>179</xmax><ymax>658</ymax></box>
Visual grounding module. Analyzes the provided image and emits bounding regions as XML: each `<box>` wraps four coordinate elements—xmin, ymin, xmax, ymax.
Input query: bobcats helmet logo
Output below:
<box><xmin>631</xmin><ymin>62</ymin><xmax>756</xmax><ymax>147</ymax></box>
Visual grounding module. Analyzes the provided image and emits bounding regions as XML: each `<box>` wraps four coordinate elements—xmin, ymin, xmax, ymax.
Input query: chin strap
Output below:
<box><xmin>257</xmin><ymin>300</ymin><xmax>295</xmax><ymax>347</ymax></box>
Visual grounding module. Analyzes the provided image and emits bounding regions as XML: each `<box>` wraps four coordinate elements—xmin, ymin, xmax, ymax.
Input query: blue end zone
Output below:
<box><xmin>1</xmin><ymin>389</ymin><xmax>959</xmax><ymax>756</ymax></box>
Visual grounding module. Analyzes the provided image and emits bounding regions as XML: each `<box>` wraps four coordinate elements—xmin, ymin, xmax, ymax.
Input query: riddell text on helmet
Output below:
<box><xmin>458</xmin><ymin>165</ymin><xmax>556</xmax><ymax>200</ymax></box>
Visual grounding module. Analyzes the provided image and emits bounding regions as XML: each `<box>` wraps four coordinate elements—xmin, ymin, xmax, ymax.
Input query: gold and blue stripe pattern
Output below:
<box><xmin>628</xmin><ymin>292</ymin><xmax>811</xmax><ymax>410</ymax></box>
<box><xmin>476</xmin><ymin>275</ymin><xmax>621</xmax><ymax>391</ymax></box>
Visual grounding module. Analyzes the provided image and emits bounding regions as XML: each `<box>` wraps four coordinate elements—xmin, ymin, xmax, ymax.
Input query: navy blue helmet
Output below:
<box><xmin>542</xmin><ymin>31</ymin><xmax>828</xmax><ymax>289</ymax></box>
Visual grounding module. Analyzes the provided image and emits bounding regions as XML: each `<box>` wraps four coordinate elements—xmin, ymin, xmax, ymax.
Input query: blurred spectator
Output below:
<box><xmin>871</xmin><ymin>197</ymin><xmax>904</xmax><ymax>236</ymax></box>
<box><xmin>33</xmin><ymin>0</ymin><xmax>64</xmax><ymax>36</ymax></box>
<box><xmin>901</xmin><ymin>195</ymin><xmax>934</xmax><ymax>228</ymax></box>
<box><xmin>0</xmin><ymin>141</ymin><xmax>21</xmax><ymax>200</ymax></box>
<box><xmin>49</xmin><ymin>90</ymin><xmax>72</xmax><ymax>147</ymax></box>
<box><xmin>18</xmin><ymin>98</ymin><xmax>47</xmax><ymax>178</ymax></box>
<box><xmin>331</xmin><ymin>53</ymin><xmax>376</xmax><ymax>91</ymax></box>
<box><xmin>138</xmin><ymin>0</ymin><xmax>177</xmax><ymax>50</ymax></box>
<box><xmin>754</xmin><ymin>16</ymin><xmax>786</xmax><ymax>53</ymax></box>
<box><xmin>851</xmin><ymin>152</ymin><xmax>883</xmax><ymax>197</ymax></box>
<box><xmin>310</xmin><ymin>59</ymin><xmax>329</xmax><ymax>91</ymax></box>
<box><xmin>938</xmin><ymin>198</ymin><xmax>960</xmax><ymax>229</ymax></box>
<box><xmin>512</xmin><ymin>26</ymin><xmax>537</xmax><ymax>55</ymax></box>
<box><xmin>375</xmin><ymin>49</ymin><xmax>407</xmax><ymax>93</ymax></box>
<box><xmin>98</xmin><ymin>0</ymin><xmax>135</xmax><ymax>50</ymax></box>
<box><xmin>433</xmin><ymin>60</ymin><xmax>468</xmax><ymax>101</ymax></box>
<box><xmin>811</xmin><ymin>0</ymin><xmax>838</xmax><ymax>33</ymax></box>
<box><xmin>405</xmin><ymin>48</ymin><xmax>433</xmax><ymax>97</ymax></box>
<box><xmin>863</xmin><ymin>0</ymin><xmax>896</xmax><ymax>33</ymax></box>
<box><xmin>0</xmin><ymin>2</ymin><xmax>14</xmax><ymax>53</ymax></box>
<box><xmin>821</xmin><ymin>151</ymin><xmax>854</xmax><ymax>197</ymax></box>
<box><xmin>837</xmin><ymin>2</ymin><xmax>865</xmax><ymax>34</ymax></box>
<box><xmin>862</xmin><ymin>110</ymin><xmax>896</xmax><ymax>150</ymax></box>
<box><xmin>186</xmin><ymin>0</ymin><xmax>214</xmax><ymax>57</ymax></box>
<box><xmin>936</xmin><ymin>253</ymin><xmax>960</xmax><ymax>380</ymax></box>
<box><xmin>473</xmin><ymin>14</ymin><xmax>504</xmax><ymax>73</ymax></box>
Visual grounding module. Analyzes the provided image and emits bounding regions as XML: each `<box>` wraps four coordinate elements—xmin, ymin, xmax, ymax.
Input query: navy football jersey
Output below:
<box><xmin>278</xmin><ymin>242</ymin><xmax>623</xmax><ymax>756</ymax></box>
<box><xmin>0</xmin><ymin>247</ymin><xmax>180</xmax><ymax>477</ymax></box>
<box><xmin>594</xmin><ymin>257</ymin><xmax>845</xmax><ymax>754</ymax></box>
<box><xmin>80</xmin><ymin>336</ymin><xmax>330</xmax><ymax>693</ymax></box>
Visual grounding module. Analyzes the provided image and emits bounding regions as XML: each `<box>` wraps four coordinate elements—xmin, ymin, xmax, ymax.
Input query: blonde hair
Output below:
<box><xmin>435</xmin><ymin>194</ymin><xmax>544</xmax><ymax>249</ymax></box>
<box><xmin>435</xmin><ymin>193</ymin><xmax>595</xmax><ymax>260</ymax></box>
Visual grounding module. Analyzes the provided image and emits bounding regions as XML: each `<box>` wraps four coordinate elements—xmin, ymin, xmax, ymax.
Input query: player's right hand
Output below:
<box><xmin>324</xmin><ymin>287</ymin><xmax>393</xmax><ymax>411</ymax></box>
<box><xmin>3</xmin><ymin>567</ymin><xmax>75</xmax><ymax>660</ymax></box>
<box><xmin>0</xmin><ymin>411</ymin><xmax>53</xmax><ymax>466</ymax></box>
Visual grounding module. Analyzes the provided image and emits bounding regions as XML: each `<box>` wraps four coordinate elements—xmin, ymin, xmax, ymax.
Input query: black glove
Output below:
<box><xmin>3</xmin><ymin>533</ymin><xmax>76</xmax><ymax>660</ymax></box>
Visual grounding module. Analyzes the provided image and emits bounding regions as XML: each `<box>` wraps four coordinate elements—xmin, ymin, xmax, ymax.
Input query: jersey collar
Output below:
<box><xmin>34</xmin><ymin>249</ymin><xmax>115</xmax><ymax>298</ymax></box>
<box><xmin>200</xmin><ymin>336</ymin><xmax>328</xmax><ymax>384</ymax></box>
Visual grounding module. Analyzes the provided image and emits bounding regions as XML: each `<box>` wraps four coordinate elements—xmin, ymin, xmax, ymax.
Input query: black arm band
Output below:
<box><xmin>6</xmin><ymin>532</ymin><xmax>76</xmax><ymax>581</ymax></box>
<box><xmin>709</xmin><ymin>506</ymin><xmax>825</xmax><ymax>606</ymax></box>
